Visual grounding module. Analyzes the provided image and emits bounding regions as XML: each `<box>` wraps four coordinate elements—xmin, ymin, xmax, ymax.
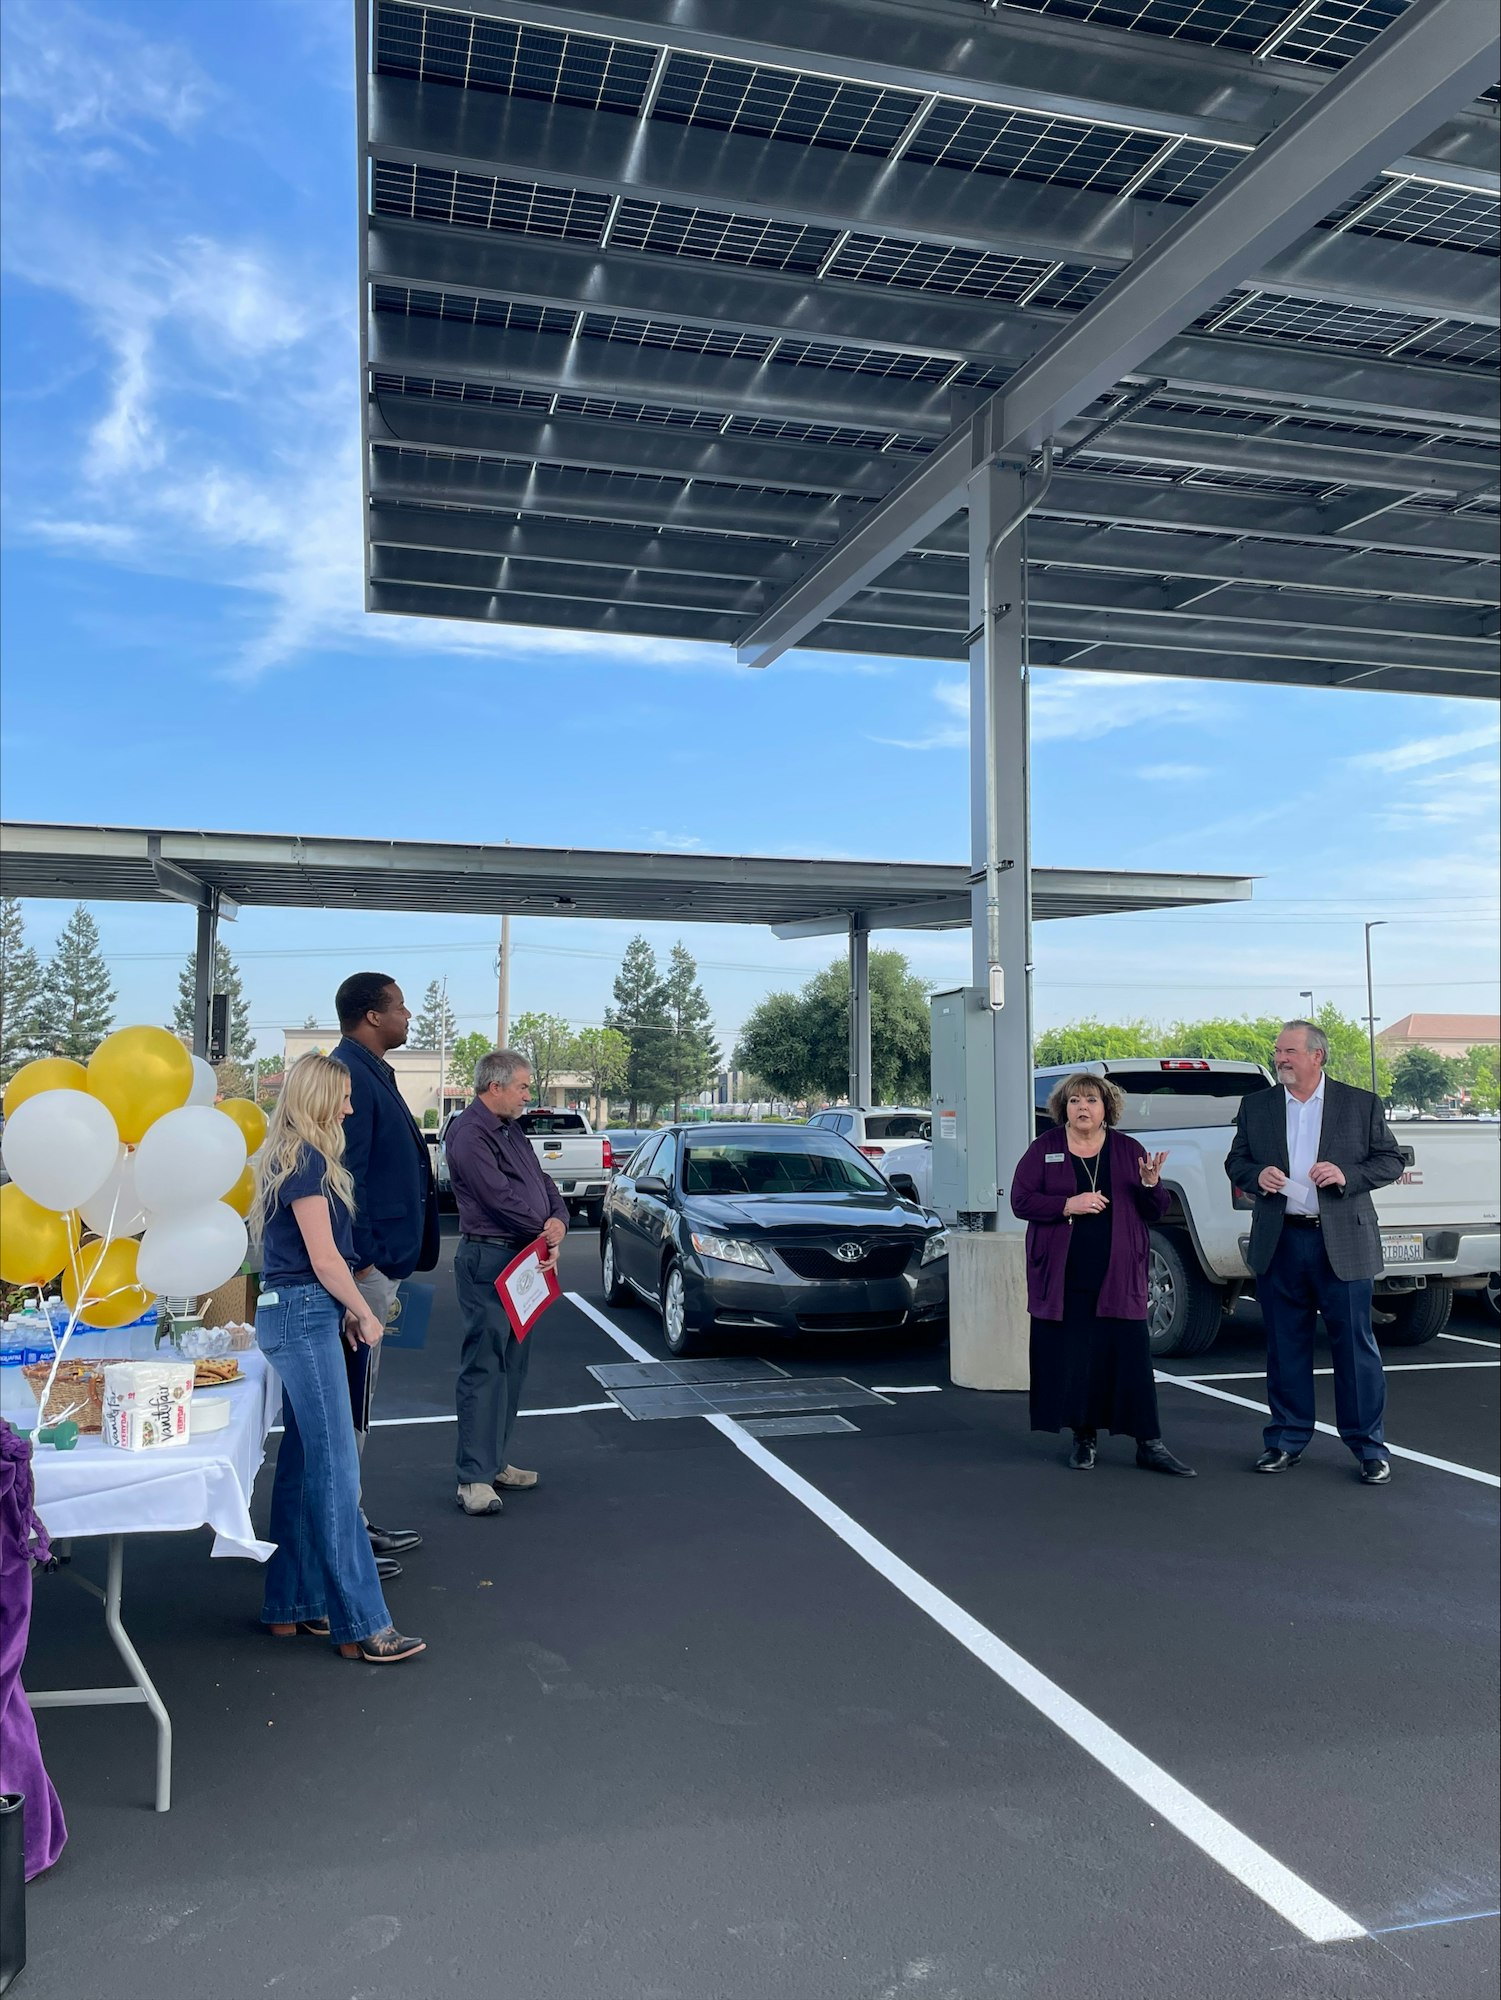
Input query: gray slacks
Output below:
<box><xmin>353</xmin><ymin>1267</ymin><xmax>401</xmax><ymax>1522</ymax></box>
<box><xmin>453</xmin><ymin>1238</ymin><xmax>533</xmax><ymax>1485</ymax></box>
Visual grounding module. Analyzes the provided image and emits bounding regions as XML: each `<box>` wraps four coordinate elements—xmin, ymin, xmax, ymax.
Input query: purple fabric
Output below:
<box><xmin>1010</xmin><ymin>1128</ymin><xmax>1170</xmax><ymax>1321</ymax></box>
<box><xmin>0</xmin><ymin>1420</ymin><xmax>67</xmax><ymax>1879</ymax></box>
<box><xmin>445</xmin><ymin>1100</ymin><xmax>570</xmax><ymax>1239</ymax></box>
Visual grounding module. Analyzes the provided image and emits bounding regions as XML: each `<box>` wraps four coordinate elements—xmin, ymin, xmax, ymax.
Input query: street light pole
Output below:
<box><xmin>1364</xmin><ymin>922</ymin><xmax>1386</xmax><ymax>1095</ymax></box>
<box><xmin>496</xmin><ymin>915</ymin><xmax>511</xmax><ymax>1049</ymax></box>
<box><xmin>1299</xmin><ymin>989</ymin><xmax>1315</xmax><ymax>1018</ymax></box>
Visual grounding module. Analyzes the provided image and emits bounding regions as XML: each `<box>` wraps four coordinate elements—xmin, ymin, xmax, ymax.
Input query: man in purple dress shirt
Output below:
<box><xmin>445</xmin><ymin>1048</ymin><xmax>570</xmax><ymax>1516</ymax></box>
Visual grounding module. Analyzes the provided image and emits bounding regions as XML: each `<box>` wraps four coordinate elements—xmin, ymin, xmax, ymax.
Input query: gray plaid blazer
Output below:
<box><xmin>1225</xmin><ymin>1077</ymin><xmax>1406</xmax><ymax>1281</ymax></box>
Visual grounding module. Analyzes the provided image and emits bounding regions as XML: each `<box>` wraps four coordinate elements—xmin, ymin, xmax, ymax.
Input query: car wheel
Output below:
<box><xmin>1377</xmin><ymin>1282</ymin><xmax>1452</xmax><ymax>1346</ymax></box>
<box><xmin>601</xmin><ymin>1229</ymin><xmax>630</xmax><ymax>1306</ymax></box>
<box><xmin>1147</xmin><ymin>1228</ymin><xmax>1224</xmax><ymax>1358</ymax></box>
<box><xmin>660</xmin><ymin>1261</ymin><xmax>699</xmax><ymax>1357</ymax></box>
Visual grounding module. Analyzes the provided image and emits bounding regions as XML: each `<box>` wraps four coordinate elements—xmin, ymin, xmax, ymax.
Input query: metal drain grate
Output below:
<box><xmin>738</xmin><ymin>1415</ymin><xmax>859</xmax><ymax>1438</ymax></box>
<box><xmin>605</xmin><ymin>1376</ymin><xmax>890</xmax><ymax>1422</ymax></box>
<box><xmin>588</xmin><ymin>1358</ymin><xmax>786</xmax><ymax>1388</ymax></box>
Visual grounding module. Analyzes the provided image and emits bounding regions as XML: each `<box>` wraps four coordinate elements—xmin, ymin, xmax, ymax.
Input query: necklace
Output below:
<box><xmin>1070</xmin><ymin>1138</ymin><xmax>1105</xmax><ymax>1196</ymax></box>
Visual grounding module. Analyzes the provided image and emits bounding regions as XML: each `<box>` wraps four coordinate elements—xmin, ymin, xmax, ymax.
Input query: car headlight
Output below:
<box><xmin>690</xmin><ymin>1231</ymin><xmax>772</xmax><ymax>1271</ymax></box>
<box><xmin>920</xmin><ymin>1232</ymin><xmax>949</xmax><ymax>1265</ymax></box>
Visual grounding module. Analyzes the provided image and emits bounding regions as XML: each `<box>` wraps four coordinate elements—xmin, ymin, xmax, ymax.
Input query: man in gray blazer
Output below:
<box><xmin>1225</xmin><ymin>1021</ymin><xmax>1406</xmax><ymax>1484</ymax></box>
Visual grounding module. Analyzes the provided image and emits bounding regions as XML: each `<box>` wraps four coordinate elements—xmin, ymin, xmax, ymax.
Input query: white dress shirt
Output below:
<box><xmin>1283</xmin><ymin>1074</ymin><xmax>1326</xmax><ymax>1217</ymax></box>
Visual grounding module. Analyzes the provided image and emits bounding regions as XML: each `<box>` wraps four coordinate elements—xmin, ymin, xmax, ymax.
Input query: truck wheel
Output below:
<box><xmin>1147</xmin><ymin>1229</ymin><xmax>1224</xmax><ymax>1358</ymax></box>
<box><xmin>1483</xmin><ymin>1273</ymin><xmax>1499</xmax><ymax>1326</ymax></box>
<box><xmin>601</xmin><ymin>1229</ymin><xmax>630</xmax><ymax>1306</ymax></box>
<box><xmin>1377</xmin><ymin>1283</ymin><xmax>1452</xmax><ymax>1346</ymax></box>
<box><xmin>583</xmin><ymin>1198</ymin><xmax>604</xmax><ymax>1227</ymax></box>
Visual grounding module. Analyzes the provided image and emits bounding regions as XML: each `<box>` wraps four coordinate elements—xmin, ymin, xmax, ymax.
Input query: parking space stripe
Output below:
<box><xmin>1437</xmin><ymin>1330</ymin><xmax>1501</xmax><ymax>1349</ymax></box>
<box><xmin>1157</xmin><ymin>1374</ymin><xmax>1501</xmax><ymax>1488</ymax></box>
<box><xmin>569</xmin><ymin>1292</ymin><xmax>1366</xmax><ymax>1944</ymax></box>
<box><xmin>1175</xmin><ymin>1361</ymin><xmax>1500</xmax><ymax>1381</ymax></box>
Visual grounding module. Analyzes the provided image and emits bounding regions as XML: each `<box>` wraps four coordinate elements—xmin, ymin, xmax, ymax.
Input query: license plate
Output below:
<box><xmin>1381</xmin><ymin>1232</ymin><xmax>1425</xmax><ymax>1265</ymax></box>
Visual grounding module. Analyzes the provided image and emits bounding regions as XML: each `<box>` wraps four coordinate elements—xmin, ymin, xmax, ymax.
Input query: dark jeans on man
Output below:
<box><xmin>1259</xmin><ymin>1221</ymin><xmax>1388</xmax><ymax>1462</ymax></box>
<box><xmin>454</xmin><ymin>1237</ymin><xmax>534</xmax><ymax>1484</ymax></box>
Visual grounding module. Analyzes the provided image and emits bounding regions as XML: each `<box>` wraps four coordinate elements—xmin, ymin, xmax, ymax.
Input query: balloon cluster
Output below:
<box><xmin>0</xmin><ymin>1028</ymin><xmax>267</xmax><ymax>1331</ymax></box>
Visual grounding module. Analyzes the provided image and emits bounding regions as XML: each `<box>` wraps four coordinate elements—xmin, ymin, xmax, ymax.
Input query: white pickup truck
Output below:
<box><xmin>437</xmin><ymin>1108</ymin><xmax>615</xmax><ymax>1226</ymax></box>
<box><xmin>887</xmin><ymin>1058</ymin><xmax>1500</xmax><ymax>1355</ymax></box>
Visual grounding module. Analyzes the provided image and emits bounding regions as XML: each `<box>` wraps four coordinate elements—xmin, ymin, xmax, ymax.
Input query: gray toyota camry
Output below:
<box><xmin>600</xmin><ymin>1123</ymin><xmax>948</xmax><ymax>1355</ymax></box>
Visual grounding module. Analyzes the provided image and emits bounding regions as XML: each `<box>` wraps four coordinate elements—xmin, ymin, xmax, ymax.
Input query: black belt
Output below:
<box><xmin>461</xmin><ymin>1232</ymin><xmax>530</xmax><ymax>1247</ymax></box>
<box><xmin>1282</xmin><ymin>1213</ymin><xmax>1321</xmax><ymax>1229</ymax></box>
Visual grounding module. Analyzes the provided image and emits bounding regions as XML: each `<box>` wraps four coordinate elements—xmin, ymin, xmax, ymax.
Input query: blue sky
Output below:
<box><xmin>1</xmin><ymin>0</ymin><xmax>1496</xmax><ymax>1062</ymax></box>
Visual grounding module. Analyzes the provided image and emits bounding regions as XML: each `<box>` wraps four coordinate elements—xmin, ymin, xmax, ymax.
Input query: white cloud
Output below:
<box><xmin>872</xmin><ymin>667</ymin><xmax>1225</xmax><ymax>754</ymax></box>
<box><xmin>1346</xmin><ymin>720</ymin><xmax>1500</xmax><ymax>775</ymax></box>
<box><xmin>0</xmin><ymin>0</ymin><xmax>212</xmax><ymax>145</ymax></box>
<box><xmin>1138</xmin><ymin>762</ymin><xmax>1212</xmax><ymax>783</ymax></box>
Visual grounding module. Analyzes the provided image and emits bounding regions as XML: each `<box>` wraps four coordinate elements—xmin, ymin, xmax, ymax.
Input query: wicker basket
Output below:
<box><xmin>21</xmin><ymin>1359</ymin><xmax>127</xmax><ymax>1433</ymax></box>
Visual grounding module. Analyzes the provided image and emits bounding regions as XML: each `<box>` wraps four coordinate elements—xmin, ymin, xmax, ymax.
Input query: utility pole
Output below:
<box><xmin>1364</xmin><ymin>921</ymin><xmax>1386</xmax><ymax>1095</ymax></box>
<box><xmin>1300</xmin><ymin>990</ymin><xmax>1315</xmax><ymax>1018</ymax></box>
<box><xmin>438</xmin><ymin>974</ymin><xmax>449</xmax><ymax>1126</ymax></box>
<box><xmin>496</xmin><ymin>916</ymin><xmax>511</xmax><ymax>1050</ymax></box>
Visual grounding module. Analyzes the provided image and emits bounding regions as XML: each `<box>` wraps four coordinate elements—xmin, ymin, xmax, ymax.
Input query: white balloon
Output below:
<box><xmin>0</xmin><ymin>1088</ymin><xmax>119</xmax><ymax>1212</ymax></box>
<box><xmin>79</xmin><ymin>1147</ymin><xmax>149</xmax><ymax>1238</ymax></box>
<box><xmin>137</xmin><ymin>1202</ymin><xmax>248</xmax><ymax>1298</ymax></box>
<box><xmin>187</xmin><ymin>1056</ymin><xmax>219</xmax><ymax>1106</ymax></box>
<box><xmin>132</xmin><ymin>1105</ymin><xmax>247</xmax><ymax>1215</ymax></box>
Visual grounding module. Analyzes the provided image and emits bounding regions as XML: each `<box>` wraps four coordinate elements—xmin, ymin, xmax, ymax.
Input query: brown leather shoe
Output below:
<box><xmin>493</xmin><ymin>1465</ymin><xmax>538</xmax><ymax>1491</ymax></box>
<box><xmin>456</xmin><ymin>1482</ymin><xmax>502</xmax><ymax>1515</ymax></box>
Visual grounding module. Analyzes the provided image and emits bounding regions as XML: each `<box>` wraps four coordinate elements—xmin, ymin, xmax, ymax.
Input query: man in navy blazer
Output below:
<box><xmin>335</xmin><ymin>972</ymin><xmax>440</xmax><ymax>1570</ymax></box>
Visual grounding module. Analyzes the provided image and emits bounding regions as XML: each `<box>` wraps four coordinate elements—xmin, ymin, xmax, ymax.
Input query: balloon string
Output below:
<box><xmin>36</xmin><ymin>1183</ymin><xmax>123</xmax><ymax>1436</ymax></box>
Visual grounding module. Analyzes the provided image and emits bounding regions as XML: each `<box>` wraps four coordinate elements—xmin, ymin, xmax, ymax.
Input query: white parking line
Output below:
<box><xmin>1437</xmin><ymin>1329</ymin><xmax>1501</xmax><ymax>1349</ymax></box>
<box><xmin>569</xmin><ymin>1292</ymin><xmax>1365</xmax><ymax>1945</ymax></box>
<box><xmin>1156</xmin><ymin>1373</ymin><xmax>1501</xmax><ymax>1488</ymax></box>
<box><xmin>1174</xmin><ymin>1361</ymin><xmax>1501</xmax><ymax>1381</ymax></box>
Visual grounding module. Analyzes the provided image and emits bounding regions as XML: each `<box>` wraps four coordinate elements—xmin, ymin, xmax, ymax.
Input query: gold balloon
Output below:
<box><xmin>62</xmin><ymin>1236</ymin><xmax>154</xmax><ymax>1329</ymax></box>
<box><xmin>87</xmin><ymin>1026</ymin><xmax>194</xmax><ymax>1145</ymax></box>
<box><xmin>3</xmin><ymin>1057</ymin><xmax>88</xmax><ymax>1119</ymax></box>
<box><xmin>224</xmin><ymin>1162</ymin><xmax>256</xmax><ymax>1218</ymax></box>
<box><xmin>0</xmin><ymin>1185</ymin><xmax>79</xmax><ymax>1287</ymax></box>
<box><xmin>217</xmin><ymin>1098</ymin><xmax>268</xmax><ymax>1155</ymax></box>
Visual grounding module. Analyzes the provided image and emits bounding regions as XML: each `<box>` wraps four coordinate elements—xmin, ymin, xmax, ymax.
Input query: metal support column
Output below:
<box><xmin>191</xmin><ymin>895</ymin><xmax>221</xmax><ymax>1062</ymax></box>
<box><xmin>848</xmin><ymin>916</ymin><xmax>872</xmax><ymax>1109</ymax></box>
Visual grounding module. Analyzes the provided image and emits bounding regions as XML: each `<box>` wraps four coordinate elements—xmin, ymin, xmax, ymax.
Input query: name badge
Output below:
<box><xmin>1045</xmin><ymin>1153</ymin><xmax>1065</xmax><ymax>1163</ymax></box>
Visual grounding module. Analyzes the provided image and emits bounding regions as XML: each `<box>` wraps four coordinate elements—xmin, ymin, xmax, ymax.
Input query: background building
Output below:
<box><xmin>1377</xmin><ymin>1014</ymin><xmax>1501</xmax><ymax>1060</ymax></box>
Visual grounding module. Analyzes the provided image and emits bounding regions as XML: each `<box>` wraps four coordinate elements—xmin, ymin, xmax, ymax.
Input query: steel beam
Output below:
<box><xmin>847</xmin><ymin>919</ymin><xmax>871</xmax><ymax>1110</ymax></box>
<box><xmin>737</xmin><ymin>0</ymin><xmax>1501</xmax><ymax>666</ymax></box>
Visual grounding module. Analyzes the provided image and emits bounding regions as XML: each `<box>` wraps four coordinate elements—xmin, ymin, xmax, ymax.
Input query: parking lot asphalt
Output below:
<box><xmin>20</xmin><ymin>1221</ymin><xmax>1499</xmax><ymax>2000</ymax></box>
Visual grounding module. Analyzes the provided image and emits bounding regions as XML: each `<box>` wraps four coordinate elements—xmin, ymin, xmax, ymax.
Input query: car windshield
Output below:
<box><xmin>865</xmin><ymin>1113</ymin><xmax>930</xmax><ymax>1140</ymax></box>
<box><xmin>682</xmin><ymin>1142</ymin><xmax>887</xmax><ymax>1196</ymax></box>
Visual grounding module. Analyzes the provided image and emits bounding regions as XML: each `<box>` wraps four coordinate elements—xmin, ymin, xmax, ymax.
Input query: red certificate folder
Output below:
<box><xmin>494</xmin><ymin>1236</ymin><xmax>562</xmax><ymax>1340</ymax></box>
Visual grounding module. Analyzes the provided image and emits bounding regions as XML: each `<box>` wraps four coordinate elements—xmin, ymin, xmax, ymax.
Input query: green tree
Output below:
<box><xmin>735</xmin><ymin>951</ymin><xmax>929</xmax><ymax>1105</ymax></box>
<box><xmin>0</xmin><ymin>897</ymin><xmax>45</xmax><ymax>1082</ymax></box>
<box><xmin>572</xmin><ymin>1025</ymin><xmax>631</xmax><ymax>1121</ymax></box>
<box><xmin>1461</xmin><ymin>1044</ymin><xmax>1499</xmax><ymax>1113</ymax></box>
<box><xmin>660</xmin><ymin>944</ymin><xmax>720</xmax><ymax>1119</ymax></box>
<box><xmin>1034</xmin><ymin>1019</ymin><xmax>1163</xmax><ymax>1066</ymax></box>
<box><xmin>410</xmin><ymin>978</ymin><xmax>458</xmax><ymax>1051</ymax></box>
<box><xmin>254</xmin><ymin>1054</ymin><xmax>284</xmax><ymax>1108</ymax></box>
<box><xmin>35</xmin><ymin>905</ymin><xmax>116</xmax><ymax>1061</ymax></box>
<box><xmin>510</xmin><ymin>1011</ymin><xmax>576</xmax><ymax>1105</ymax></box>
<box><xmin>606</xmin><ymin>936</ymin><xmax>673</xmax><ymax>1120</ymax></box>
<box><xmin>171</xmin><ymin>941</ymin><xmax>253</xmax><ymax>1059</ymax></box>
<box><xmin>448</xmin><ymin>1030</ymin><xmax>492</xmax><ymax>1092</ymax></box>
<box><xmin>1392</xmin><ymin>1045</ymin><xmax>1459</xmax><ymax>1111</ymax></box>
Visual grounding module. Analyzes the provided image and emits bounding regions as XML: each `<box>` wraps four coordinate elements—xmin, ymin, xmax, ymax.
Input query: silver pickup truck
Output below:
<box><xmin>436</xmin><ymin>1108</ymin><xmax>614</xmax><ymax>1225</ymax></box>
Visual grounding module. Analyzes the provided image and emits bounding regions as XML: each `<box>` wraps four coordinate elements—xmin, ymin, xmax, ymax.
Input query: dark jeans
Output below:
<box><xmin>1260</xmin><ymin>1225</ymin><xmax>1388</xmax><ymax>1462</ymax></box>
<box><xmin>255</xmin><ymin>1282</ymin><xmax>391</xmax><ymax>1644</ymax></box>
<box><xmin>454</xmin><ymin>1239</ymin><xmax>534</xmax><ymax>1485</ymax></box>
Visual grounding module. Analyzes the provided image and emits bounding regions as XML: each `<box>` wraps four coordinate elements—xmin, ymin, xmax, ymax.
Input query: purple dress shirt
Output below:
<box><xmin>445</xmin><ymin>1100</ymin><xmax>570</xmax><ymax>1240</ymax></box>
<box><xmin>1009</xmin><ymin>1127</ymin><xmax>1169</xmax><ymax>1321</ymax></box>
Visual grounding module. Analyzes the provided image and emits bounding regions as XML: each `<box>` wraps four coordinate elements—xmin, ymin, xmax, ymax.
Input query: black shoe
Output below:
<box><xmin>374</xmin><ymin>1556</ymin><xmax>403</xmax><ymax>1583</ymax></box>
<box><xmin>1359</xmin><ymin>1458</ymin><xmax>1392</xmax><ymax>1485</ymax></box>
<box><xmin>1136</xmin><ymin>1439</ymin><xmax>1196</xmax><ymax>1477</ymax></box>
<box><xmin>1254</xmin><ymin>1449</ymin><xmax>1303</xmax><ymax>1474</ymax></box>
<box><xmin>1068</xmin><ymin>1433</ymin><xmax>1097</xmax><ymax>1470</ymax></box>
<box><xmin>368</xmin><ymin>1524</ymin><xmax>423</xmax><ymax>1556</ymax></box>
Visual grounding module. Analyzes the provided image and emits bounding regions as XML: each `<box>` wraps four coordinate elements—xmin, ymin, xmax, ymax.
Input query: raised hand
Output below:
<box><xmin>1139</xmin><ymin>1150</ymin><xmax>1167</xmax><ymax>1187</ymax></box>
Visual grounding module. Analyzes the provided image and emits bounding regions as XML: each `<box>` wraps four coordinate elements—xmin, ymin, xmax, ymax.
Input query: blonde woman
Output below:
<box><xmin>251</xmin><ymin>1055</ymin><xmax>425</xmax><ymax>1663</ymax></box>
<box><xmin>1010</xmin><ymin>1071</ymin><xmax>1194</xmax><ymax>1477</ymax></box>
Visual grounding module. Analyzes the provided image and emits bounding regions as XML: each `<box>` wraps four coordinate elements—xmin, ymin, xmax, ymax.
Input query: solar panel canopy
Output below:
<box><xmin>358</xmin><ymin>0</ymin><xmax>1500</xmax><ymax>700</ymax></box>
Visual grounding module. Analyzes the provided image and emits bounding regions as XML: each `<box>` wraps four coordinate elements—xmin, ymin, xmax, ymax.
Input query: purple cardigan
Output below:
<box><xmin>1009</xmin><ymin>1127</ymin><xmax>1169</xmax><ymax>1321</ymax></box>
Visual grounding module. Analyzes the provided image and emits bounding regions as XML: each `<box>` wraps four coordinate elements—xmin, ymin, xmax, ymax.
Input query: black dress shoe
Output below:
<box><xmin>1068</xmin><ymin>1433</ymin><xmax>1097</xmax><ymax>1470</ymax></box>
<box><xmin>1359</xmin><ymin>1458</ymin><xmax>1392</xmax><ymax>1485</ymax></box>
<box><xmin>374</xmin><ymin>1556</ymin><xmax>403</xmax><ymax>1583</ymax></box>
<box><xmin>1254</xmin><ymin>1449</ymin><xmax>1303</xmax><ymax>1473</ymax></box>
<box><xmin>368</xmin><ymin>1523</ymin><xmax>423</xmax><ymax>1556</ymax></box>
<box><xmin>1136</xmin><ymin>1439</ymin><xmax>1196</xmax><ymax>1477</ymax></box>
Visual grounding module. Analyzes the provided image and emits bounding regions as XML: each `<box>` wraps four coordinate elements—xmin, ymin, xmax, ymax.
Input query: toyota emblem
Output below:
<box><xmin>834</xmin><ymin>1241</ymin><xmax>865</xmax><ymax>1264</ymax></box>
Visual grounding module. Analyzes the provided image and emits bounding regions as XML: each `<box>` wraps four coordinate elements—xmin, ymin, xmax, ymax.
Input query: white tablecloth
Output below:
<box><xmin>0</xmin><ymin>1340</ymin><xmax>281</xmax><ymax>1560</ymax></box>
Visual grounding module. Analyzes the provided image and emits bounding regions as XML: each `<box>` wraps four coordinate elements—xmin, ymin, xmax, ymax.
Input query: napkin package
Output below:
<box><xmin>102</xmin><ymin>1361</ymin><xmax>194</xmax><ymax>1450</ymax></box>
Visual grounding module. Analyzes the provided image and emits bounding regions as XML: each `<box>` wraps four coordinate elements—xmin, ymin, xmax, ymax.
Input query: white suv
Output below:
<box><xmin>804</xmin><ymin>1106</ymin><xmax>932</xmax><ymax>1164</ymax></box>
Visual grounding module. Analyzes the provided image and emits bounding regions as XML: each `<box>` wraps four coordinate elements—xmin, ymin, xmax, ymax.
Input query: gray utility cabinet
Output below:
<box><xmin>929</xmin><ymin>986</ymin><xmax>999</xmax><ymax>1220</ymax></box>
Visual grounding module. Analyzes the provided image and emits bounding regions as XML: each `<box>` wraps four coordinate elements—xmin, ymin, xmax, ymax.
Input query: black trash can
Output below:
<box><xmin>0</xmin><ymin>1792</ymin><xmax>24</xmax><ymax>1995</ymax></box>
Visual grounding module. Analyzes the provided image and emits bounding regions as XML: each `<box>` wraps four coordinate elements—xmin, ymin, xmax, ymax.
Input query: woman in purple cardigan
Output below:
<box><xmin>1011</xmin><ymin>1072</ymin><xmax>1195</xmax><ymax>1476</ymax></box>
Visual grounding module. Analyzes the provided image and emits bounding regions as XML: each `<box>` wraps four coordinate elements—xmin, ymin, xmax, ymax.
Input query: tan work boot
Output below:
<box><xmin>456</xmin><ymin>1483</ymin><xmax>502</xmax><ymax>1516</ymax></box>
<box><xmin>493</xmin><ymin>1465</ymin><xmax>538</xmax><ymax>1491</ymax></box>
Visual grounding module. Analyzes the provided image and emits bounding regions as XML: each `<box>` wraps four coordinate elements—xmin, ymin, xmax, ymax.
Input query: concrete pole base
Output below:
<box><xmin>949</xmin><ymin>1232</ymin><xmax>1031</xmax><ymax>1392</ymax></box>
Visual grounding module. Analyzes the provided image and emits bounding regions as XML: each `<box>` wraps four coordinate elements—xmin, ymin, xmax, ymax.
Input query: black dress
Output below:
<box><xmin>1029</xmin><ymin>1145</ymin><xmax>1162</xmax><ymax>1441</ymax></box>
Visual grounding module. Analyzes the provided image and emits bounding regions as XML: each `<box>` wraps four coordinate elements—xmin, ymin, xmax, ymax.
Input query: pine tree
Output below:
<box><xmin>35</xmin><ymin>905</ymin><xmax>116</xmax><ymax>1061</ymax></box>
<box><xmin>660</xmin><ymin>943</ymin><xmax>720</xmax><ymax>1119</ymax></box>
<box><xmin>606</xmin><ymin>936</ymin><xmax>672</xmax><ymax>1120</ymax></box>
<box><xmin>409</xmin><ymin>978</ymin><xmax>458</xmax><ymax>1051</ymax></box>
<box><xmin>0</xmin><ymin>897</ymin><xmax>45</xmax><ymax>1082</ymax></box>
<box><xmin>170</xmin><ymin>941</ymin><xmax>254</xmax><ymax>1058</ymax></box>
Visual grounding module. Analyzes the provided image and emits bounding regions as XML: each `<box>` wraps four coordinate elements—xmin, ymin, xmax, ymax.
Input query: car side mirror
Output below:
<box><xmin>635</xmin><ymin>1174</ymin><xmax>670</xmax><ymax>1196</ymax></box>
<box><xmin>888</xmin><ymin>1173</ymin><xmax>920</xmax><ymax>1203</ymax></box>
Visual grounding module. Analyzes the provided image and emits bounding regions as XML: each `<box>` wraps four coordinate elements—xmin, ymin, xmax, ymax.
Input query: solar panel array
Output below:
<box><xmin>360</xmin><ymin>0</ymin><xmax>1500</xmax><ymax>699</ymax></box>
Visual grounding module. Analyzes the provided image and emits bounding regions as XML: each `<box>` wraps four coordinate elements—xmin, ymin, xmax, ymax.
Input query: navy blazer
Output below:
<box><xmin>335</xmin><ymin>1035</ymin><xmax>440</xmax><ymax>1278</ymax></box>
